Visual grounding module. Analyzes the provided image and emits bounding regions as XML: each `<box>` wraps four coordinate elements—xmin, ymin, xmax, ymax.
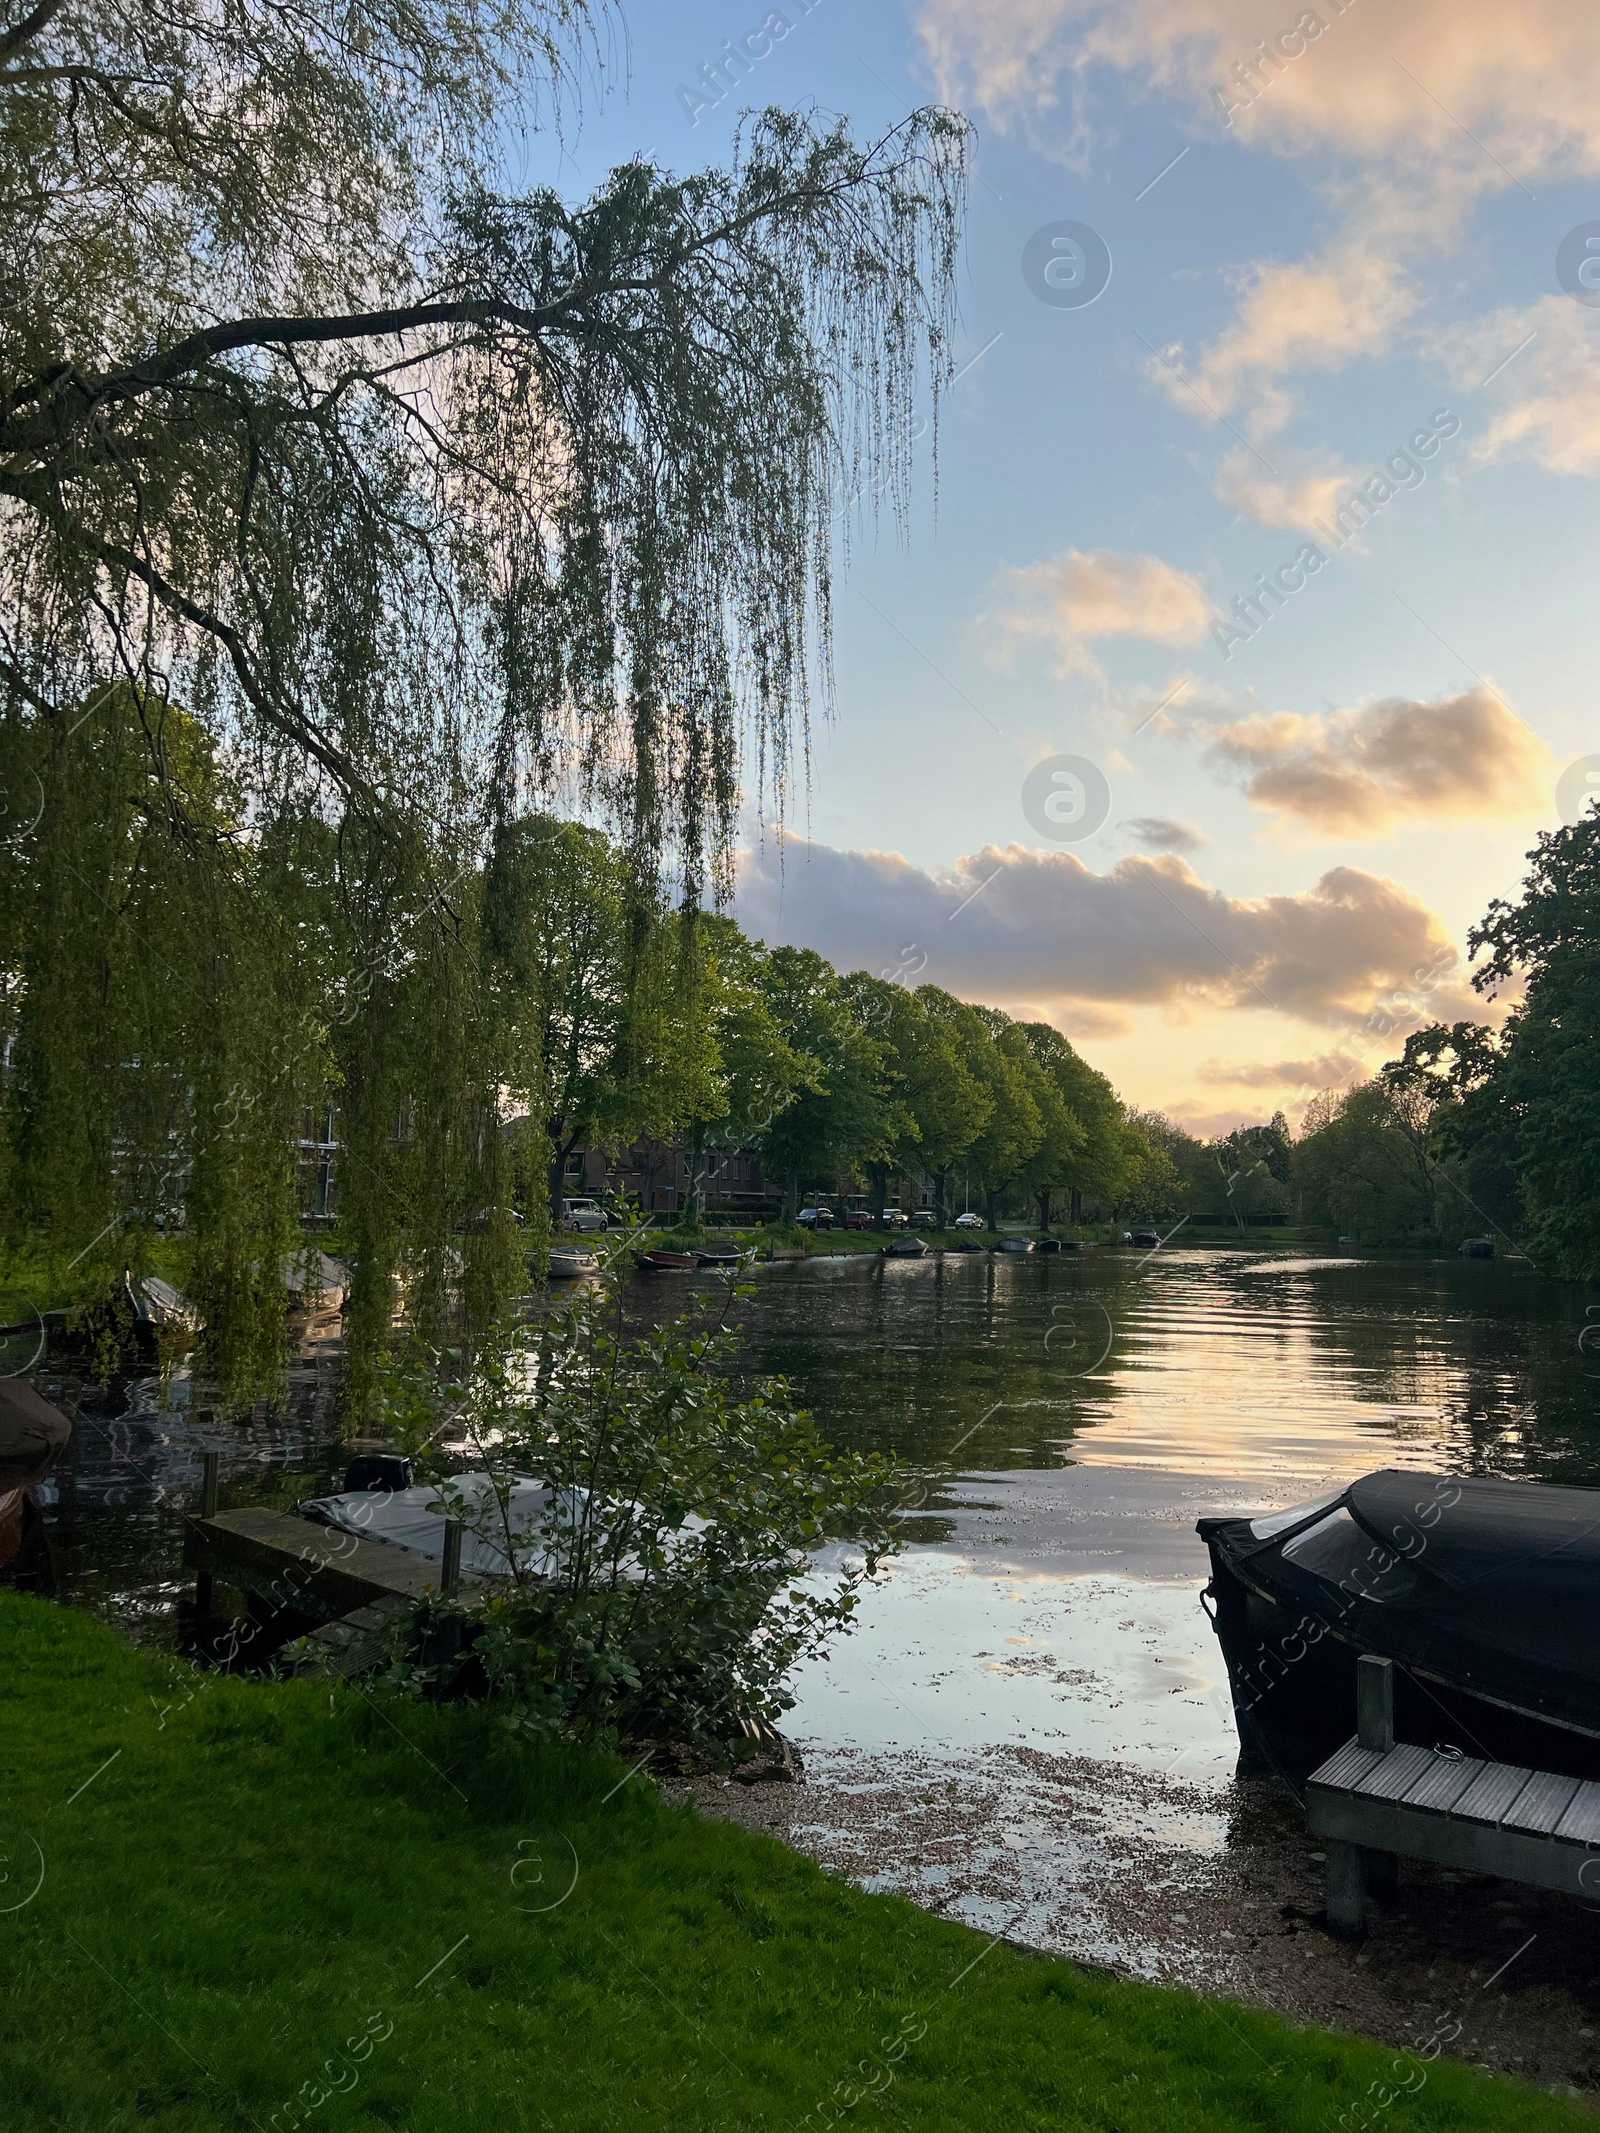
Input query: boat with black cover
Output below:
<box><xmin>1199</xmin><ymin>1470</ymin><xmax>1600</xmax><ymax>1794</ymax></box>
<box><xmin>0</xmin><ymin>1377</ymin><xmax>71</xmax><ymax>1594</ymax></box>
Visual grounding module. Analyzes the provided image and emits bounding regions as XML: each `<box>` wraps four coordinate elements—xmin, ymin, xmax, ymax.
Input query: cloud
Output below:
<box><xmin>1122</xmin><ymin>815</ymin><xmax>1207</xmax><ymax>853</ymax></box>
<box><xmin>919</xmin><ymin>1</ymin><xmax>1598</xmax><ymax>438</ymax></box>
<box><xmin>1197</xmin><ymin>687</ymin><xmax>1549</xmax><ymax>836</ymax></box>
<box><xmin>916</xmin><ymin>0</ymin><xmax>1600</xmax><ymax>183</ymax></box>
<box><xmin>988</xmin><ymin>548</ymin><xmax>1214</xmax><ymax>675</ymax></box>
<box><xmin>1429</xmin><ymin>297</ymin><xmax>1600</xmax><ymax>476</ymax></box>
<box><xmin>1197</xmin><ymin>1053</ymin><xmax>1369</xmax><ymax>1089</ymax></box>
<box><xmin>1215</xmin><ymin>445</ymin><xmax>1362</xmax><ymax>532</ymax></box>
<box><xmin>736</xmin><ymin>833</ymin><xmax>1467</xmax><ymax>1030</ymax></box>
<box><xmin>1151</xmin><ymin>244</ymin><xmax>1418</xmax><ymax>427</ymax></box>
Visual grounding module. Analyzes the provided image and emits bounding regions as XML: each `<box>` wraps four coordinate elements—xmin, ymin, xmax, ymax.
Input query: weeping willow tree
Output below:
<box><xmin>0</xmin><ymin>0</ymin><xmax>968</xmax><ymax>1396</ymax></box>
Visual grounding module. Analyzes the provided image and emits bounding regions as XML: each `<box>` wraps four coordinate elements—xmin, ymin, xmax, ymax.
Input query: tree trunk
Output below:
<box><xmin>1037</xmin><ymin>1188</ymin><xmax>1052</xmax><ymax>1233</ymax></box>
<box><xmin>984</xmin><ymin>1188</ymin><xmax>999</xmax><ymax>1233</ymax></box>
<box><xmin>548</xmin><ymin>1138</ymin><xmax>577</xmax><ymax>1222</ymax></box>
<box><xmin>1070</xmin><ymin>1187</ymin><xmax>1083</xmax><ymax>1225</ymax></box>
<box><xmin>868</xmin><ymin>1160</ymin><xmax>889</xmax><ymax>1223</ymax></box>
<box><xmin>932</xmin><ymin>1169</ymin><xmax>948</xmax><ymax>1229</ymax></box>
<box><xmin>785</xmin><ymin>1170</ymin><xmax>800</xmax><ymax>1221</ymax></box>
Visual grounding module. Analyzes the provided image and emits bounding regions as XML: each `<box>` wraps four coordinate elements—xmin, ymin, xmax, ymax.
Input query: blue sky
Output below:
<box><xmin>516</xmin><ymin>1</ymin><xmax>1600</xmax><ymax>1129</ymax></box>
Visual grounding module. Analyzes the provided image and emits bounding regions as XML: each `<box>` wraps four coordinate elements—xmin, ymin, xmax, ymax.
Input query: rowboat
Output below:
<box><xmin>636</xmin><ymin>1249</ymin><xmax>699</xmax><ymax>1272</ymax></box>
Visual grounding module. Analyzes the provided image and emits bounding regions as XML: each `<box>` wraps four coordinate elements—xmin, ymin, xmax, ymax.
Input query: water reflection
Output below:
<box><xmin>37</xmin><ymin>1314</ymin><xmax>348</xmax><ymax>1633</ymax></box>
<box><xmin>34</xmin><ymin>1243</ymin><xmax>1600</xmax><ymax>1702</ymax></box>
<box><xmin>29</xmin><ymin>1241</ymin><xmax>1600</xmax><ymax>2007</ymax></box>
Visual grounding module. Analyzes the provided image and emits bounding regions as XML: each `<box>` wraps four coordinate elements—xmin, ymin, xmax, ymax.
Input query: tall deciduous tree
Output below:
<box><xmin>959</xmin><ymin>1006</ymin><xmax>1043</xmax><ymax>1231</ymax></box>
<box><xmin>1015</xmin><ymin>1021</ymin><xmax>1122</xmax><ymax>1226</ymax></box>
<box><xmin>484</xmin><ymin>817</ymin><xmax>717</xmax><ymax>1218</ymax></box>
<box><xmin>1457</xmin><ymin>815</ymin><xmax>1600</xmax><ymax>1273</ymax></box>
<box><xmin>759</xmin><ymin>948</ymin><xmax>890</xmax><ymax>1214</ymax></box>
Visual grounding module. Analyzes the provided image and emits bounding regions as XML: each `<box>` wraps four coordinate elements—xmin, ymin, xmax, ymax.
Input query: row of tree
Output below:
<box><xmin>426</xmin><ymin>812</ymin><xmax>1150</xmax><ymax>1229</ymax></box>
<box><xmin>0</xmin><ymin>697</ymin><xmax>1154</xmax><ymax>1391</ymax></box>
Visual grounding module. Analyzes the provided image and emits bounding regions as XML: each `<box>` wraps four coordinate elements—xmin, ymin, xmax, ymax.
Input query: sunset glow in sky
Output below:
<box><xmin>534</xmin><ymin>0</ymin><xmax>1600</xmax><ymax>1131</ymax></box>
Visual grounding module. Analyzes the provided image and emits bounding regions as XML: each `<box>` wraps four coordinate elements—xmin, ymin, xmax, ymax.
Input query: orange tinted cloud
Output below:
<box><xmin>988</xmin><ymin>548</ymin><xmax>1214</xmax><ymax>675</ymax></box>
<box><xmin>737</xmin><ymin>833</ymin><xmax>1466</xmax><ymax>1028</ymax></box>
<box><xmin>1198</xmin><ymin>687</ymin><xmax>1550</xmax><ymax>835</ymax></box>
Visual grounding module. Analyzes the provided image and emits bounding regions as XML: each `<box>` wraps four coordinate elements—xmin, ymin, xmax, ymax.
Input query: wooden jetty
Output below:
<box><xmin>182</xmin><ymin>1455</ymin><xmax>477</xmax><ymax>1675</ymax></box>
<box><xmin>1308</xmin><ymin>1656</ymin><xmax>1600</xmax><ymax>1933</ymax></box>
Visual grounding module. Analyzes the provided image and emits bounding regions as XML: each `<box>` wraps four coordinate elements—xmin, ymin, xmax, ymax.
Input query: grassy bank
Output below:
<box><xmin>0</xmin><ymin>1597</ymin><xmax>1584</xmax><ymax>2132</ymax></box>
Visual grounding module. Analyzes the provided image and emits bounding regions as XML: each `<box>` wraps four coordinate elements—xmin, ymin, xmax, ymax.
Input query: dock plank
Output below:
<box><xmin>1505</xmin><ymin>1771</ymin><xmax>1581</xmax><ymax>1837</ymax></box>
<box><xmin>183</xmin><ymin>1506</ymin><xmax>482</xmax><ymax>1625</ymax></box>
<box><xmin>1354</xmin><ymin>1743</ymin><xmax>1436</xmax><ymax>1802</ymax></box>
<box><xmin>1309</xmin><ymin>1740</ymin><xmax>1385</xmax><ymax>1792</ymax></box>
<box><xmin>1452</xmin><ymin>1762</ymin><xmax>1536</xmax><ymax>1827</ymax></box>
<box><xmin>1555</xmin><ymin>1781</ymin><xmax>1600</xmax><ymax>1846</ymax></box>
<box><xmin>1402</xmin><ymin>1755</ymin><xmax>1482</xmax><ymax>1814</ymax></box>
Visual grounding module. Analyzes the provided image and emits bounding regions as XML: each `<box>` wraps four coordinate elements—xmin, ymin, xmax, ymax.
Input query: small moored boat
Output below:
<box><xmin>1200</xmin><ymin>1470</ymin><xmax>1600</xmax><ymax>1793</ymax></box>
<box><xmin>882</xmin><ymin>1236</ymin><xmax>927</xmax><ymax>1257</ymax></box>
<box><xmin>636</xmin><ymin>1248</ymin><xmax>699</xmax><ymax>1272</ymax></box>
<box><xmin>547</xmin><ymin>1248</ymin><xmax>599</xmax><ymax>1280</ymax></box>
<box><xmin>694</xmin><ymin>1246</ymin><xmax>753</xmax><ymax>1269</ymax></box>
<box><xmin>995</xmin><ymin>1235</ymin><xmax>1033</xmax><ymax>1254</ymax></box>
<box><xmin>279</xmin><ymin>1249</ymin><xmax>350</xmax><ymax>1314</ymax></box>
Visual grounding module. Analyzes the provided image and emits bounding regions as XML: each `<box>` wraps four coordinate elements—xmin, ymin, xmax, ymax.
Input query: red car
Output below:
<box><xmin>842</xmin><ymin>1210</ymin><xmax>875</xmax><ymax>1231</ymax></box>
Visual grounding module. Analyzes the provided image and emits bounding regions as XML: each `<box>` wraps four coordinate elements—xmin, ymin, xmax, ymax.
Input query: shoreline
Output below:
<box><xmin>669</xmin><ymin>1738</ymin><xmax>1600</xmax><ymax>2106</ymax></box>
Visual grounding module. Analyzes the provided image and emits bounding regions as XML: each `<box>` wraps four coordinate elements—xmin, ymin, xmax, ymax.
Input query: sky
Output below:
<box><xmin>515</xmin><ymin>0</ymin><xmax>1600</xmax><ymax>1134</ymax></box>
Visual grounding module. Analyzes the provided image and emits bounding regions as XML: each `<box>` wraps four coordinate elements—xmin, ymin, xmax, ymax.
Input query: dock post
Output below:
<box><xmin>1351</xmin><ymin>1654</ymin><xmax>1398</xmax><ymax>1913</ymax></box>
<box><xmin>1326</xmin><ymin>1839</ymin><xmax>1366</xmax><ymax>1937</ymax></box>
<box><xmin>441</xmin><ymin>1519</ymin><xmax>463</xmax><ymax>1597</ymax></box>
<box><xmin>195</xmin><ymin>1449</ymin><xmax>220</xmax><ymax>1616</ymax></box>
<box><xmin>1357</xmin><ymin>1654</ymin><xmax>1394</xmax><ymax>1752</ymax></box>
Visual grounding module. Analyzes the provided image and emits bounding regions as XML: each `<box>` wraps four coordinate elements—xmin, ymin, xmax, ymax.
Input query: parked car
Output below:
<box><xmin>842</xmin><ymin>1210</ymin><xmax>875</xmax><ymax>1231</ymax></box>
<box><xmin>953</xmin><ymin>1212</ymin><xmax>983</xmax><ymax>1230</ymax></box>
<box><xmin>880</xmin><ymin>1209</ymin><xmax>908</xmax><ymax>1229</ymax></box>
<box><xmin>560</xmin><ymin>1196</ymin><xmax>608</xmax><ymax>1233</ymax></box>
<box><xmin>796</xmin><ymin>1206</ymin><xmax>834</xmax><ymax>1229</ymax></box>
<box><xmin>909</xmin><ymin>1209</ymin><xmax>938</xmax><ymax>1229</ymax></box>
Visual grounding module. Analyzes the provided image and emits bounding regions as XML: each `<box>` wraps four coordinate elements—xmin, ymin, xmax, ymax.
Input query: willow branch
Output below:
<box><xmin>0</xmin><ymin>0</ymin><xmax>68</xmax><ymax>63</ymax></box>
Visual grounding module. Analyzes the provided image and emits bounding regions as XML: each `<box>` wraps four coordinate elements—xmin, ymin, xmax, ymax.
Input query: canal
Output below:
<box><xmin>24</xmin><ymin>1243</ymin><xmax>1600</xmax><ymax>2080</ymax></box>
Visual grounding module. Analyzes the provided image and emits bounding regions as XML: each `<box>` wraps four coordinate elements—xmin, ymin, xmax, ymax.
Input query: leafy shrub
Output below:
<box><xmin>386</xmin><ymin>1282</ymin><xmax>902</xmax><ymax>1750</ymax></box>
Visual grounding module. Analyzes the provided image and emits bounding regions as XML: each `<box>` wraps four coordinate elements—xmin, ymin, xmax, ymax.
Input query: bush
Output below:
<box><xmin>384</xmin><ymin>1282</ymin><xmax>902</xmax><ymax>1750</ymax></box>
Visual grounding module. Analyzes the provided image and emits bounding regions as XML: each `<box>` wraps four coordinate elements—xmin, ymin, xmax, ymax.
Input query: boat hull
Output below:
<box><xmin>1202</xmin><ymin>1523</ymin><xmax>1600</xmax><ymax>1796</ymax></box>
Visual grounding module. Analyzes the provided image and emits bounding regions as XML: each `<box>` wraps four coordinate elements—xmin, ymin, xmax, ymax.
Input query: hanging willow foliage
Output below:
<box><xmin>0</xmin><ymin>0</ymin><xmax>968</xmax><ymax>1396</ymax></box>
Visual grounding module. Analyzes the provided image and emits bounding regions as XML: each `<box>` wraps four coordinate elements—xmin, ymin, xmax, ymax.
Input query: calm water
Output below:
<box><xmin>737</xmin><ymin>1248</ymin><xmax>1600</xmax><ymax>1782</ymax></box>
<box><xmin>27</xmin><ymin>1242</ymin><xmax>1600</xmax><ymax>1983</ymax></box>
<box><xmin>30</xmin><ymin>1244</ymin><xmax>1600</xmax><ymax>1767</ymax></box>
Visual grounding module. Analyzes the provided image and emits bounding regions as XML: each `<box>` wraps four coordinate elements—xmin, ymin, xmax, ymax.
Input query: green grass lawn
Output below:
<box><xmin>0</xmin><ymin>1594</ymin><xmax>1584</xmax><ymax>2133</ymax></box>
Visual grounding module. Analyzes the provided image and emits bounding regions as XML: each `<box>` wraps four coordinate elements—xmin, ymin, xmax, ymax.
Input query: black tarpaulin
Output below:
<box><xmin>0</xmin><ymin>1377</ymin><xmax>72</xmax><ymax>1489</ymax></box>
<box><xmin>1212</xmin><ymin>1469</ymin><xmax>1600</xmax><ymax>1742</ymax></box>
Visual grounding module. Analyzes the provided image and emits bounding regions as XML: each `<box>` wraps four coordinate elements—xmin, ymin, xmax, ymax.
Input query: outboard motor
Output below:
<box><xmin>343</xmin><ymin>1453</ymin><xmax>412</xmax><ymax>1494</ymax></box>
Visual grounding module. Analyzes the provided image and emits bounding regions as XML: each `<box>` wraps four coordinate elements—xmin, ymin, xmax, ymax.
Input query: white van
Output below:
<box><xmin>560</xmin><ymin>1197</ymin><xmax>608</xmax><ymax>1233</ymax></box>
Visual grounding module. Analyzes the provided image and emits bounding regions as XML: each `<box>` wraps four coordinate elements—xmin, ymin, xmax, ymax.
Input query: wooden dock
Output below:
<box><xmin>1306</xmin><ymin>1656</ymin><xmax>1600</xmax><ymax>1932</ymax></box>
<box><xmin>182</xmin><ymin>1504</ymin><xmax>481</xmax><ymax>1673</ymax></box>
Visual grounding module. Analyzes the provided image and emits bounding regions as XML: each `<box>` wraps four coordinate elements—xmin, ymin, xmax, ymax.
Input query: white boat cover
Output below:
<box><xmin>299</xmin><ymin>1472</ymin><xmax>711</xmax><ymax>1582</ymax></box>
